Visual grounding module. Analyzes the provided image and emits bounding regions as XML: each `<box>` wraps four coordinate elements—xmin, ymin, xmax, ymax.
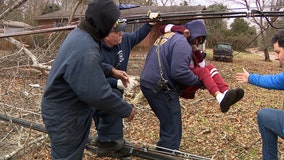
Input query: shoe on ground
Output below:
<box><xmin>97</xmin><ymin>138</ymin><xmax>131</xmax><ymax>158</ymax></box>
<box><xmin>220</xmin><ymin>89</ymin><xmax>236</xmax><ymax>113</ymax></box>
<box><xmin>232</xmin><ymin>88</ymin><xmax>244</xmax><ymax>105</ymax></box>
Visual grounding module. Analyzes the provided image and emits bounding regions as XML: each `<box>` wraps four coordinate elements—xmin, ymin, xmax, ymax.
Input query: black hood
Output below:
<box><xmin>85</xmin><ymin>0</ymin><xmax>120</xmax><ymax>39</ymax></box>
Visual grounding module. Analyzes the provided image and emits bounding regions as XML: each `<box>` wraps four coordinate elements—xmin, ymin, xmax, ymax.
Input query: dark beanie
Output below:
<box><xmin>85</xmin><ymin>0</ymin><xmax>120</xmax><ymax>39</ymax></box>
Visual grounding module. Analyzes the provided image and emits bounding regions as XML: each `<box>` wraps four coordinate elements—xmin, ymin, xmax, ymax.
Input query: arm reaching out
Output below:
<box><xmin>236</xmin><ymin>68</ymin><xmax>250</xmax><ymax>83</ymax></box>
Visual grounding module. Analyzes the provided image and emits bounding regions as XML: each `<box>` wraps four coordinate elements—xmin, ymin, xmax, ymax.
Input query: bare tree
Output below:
<box><xmin>230</xmin><ymin>0</ymin><xmax>284</xmax><ymax>61</ymax></box>
<box><xmin>0</xmin><ymin>0</ymin><xmax>28</xmax><ymax>20</ymax></box>
<box><xmin>60</xmin><ymin>0</ymin><xmax>88</xmax><ymax>10</ymax></box>
<box><xmin>0</xmin><ymin>0</ymin><xmax>84</xmax><ymax>74</ymax></box>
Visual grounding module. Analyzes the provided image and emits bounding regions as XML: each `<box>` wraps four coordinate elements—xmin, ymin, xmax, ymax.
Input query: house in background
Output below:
<box><xmin>0</xmin><ymin>20</ymin><xmax>32</xmax><ymax>49</ymax></box>
<box><xmin>34</xmin><ymin>7</ymin><xmax>86</xmax><ymax>29</ymax></box>
<box><xmin>34</xmin><ymin>5</ymin><xmax>206</xmax><ymax>49</ymax></box>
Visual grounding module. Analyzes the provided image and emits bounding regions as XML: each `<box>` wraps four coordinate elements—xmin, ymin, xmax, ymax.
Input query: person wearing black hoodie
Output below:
<box><xmin>41</xmin><ymin>0</ymin><xmax>135</xmax><ymax>159</ymax></box>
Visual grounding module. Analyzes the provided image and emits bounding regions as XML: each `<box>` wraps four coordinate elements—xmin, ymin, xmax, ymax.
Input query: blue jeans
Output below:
<box><xmin>257</xmin><ymin>108</ymin><xmax>284</xmax><ymax>160</ymax></box>
<box><xmin>141</xmin><ymin>86</ymin><xmax>182</xmax><ymax>150</ymax></box>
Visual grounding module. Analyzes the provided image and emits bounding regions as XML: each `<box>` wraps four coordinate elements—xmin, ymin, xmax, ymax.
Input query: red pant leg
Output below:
<box><xmin>206</xmin><ymin>64</ymin><xmax>229</xmax><ymax>93</ymax></box>
<box><xmin>192</xmin><ymin>67</ymin><xmax>219</xmax><ymax>96</ymax></box>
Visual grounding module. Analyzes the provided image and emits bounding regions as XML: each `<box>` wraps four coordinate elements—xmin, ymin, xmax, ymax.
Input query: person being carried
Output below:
<box><xmin>236</xmin><ymin>29</ymin><xmax>284</xmax><ymax>160</ymax></box>
<box><xmin>159</xmin><ymin>22</ymin><xmax>244</xmax><ymax>112</ymax></box>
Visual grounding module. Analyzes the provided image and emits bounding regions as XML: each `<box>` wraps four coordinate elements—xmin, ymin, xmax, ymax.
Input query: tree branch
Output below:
<box><xmin>3</xmin><ymin>135</ymin><xmax>48</xmax><ymax>159</ymax></box>
<box><xmin>0</xmin><ymin>0</ymin><xmax>28</xmax><ymax>21</ymax></box>
<box><xmin>4</xmin><ymin>37</ymin><xmax>51</xmax><ymax>75</ymax></box>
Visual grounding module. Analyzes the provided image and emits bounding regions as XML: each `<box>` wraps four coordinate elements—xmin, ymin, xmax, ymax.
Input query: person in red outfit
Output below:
<box><xmin>159</xmin><ymin>22</ymin><xmax>244</xmax><ymax>112</ymax></box>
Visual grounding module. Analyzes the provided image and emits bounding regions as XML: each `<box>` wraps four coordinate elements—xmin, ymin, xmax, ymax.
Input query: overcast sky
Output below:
<box><xmin>190</xmin><ymin>0</ymin><xmax>254</xmax><ymax>10</ymax></box>
<box><xmin>164</xmin><ymin>0</ymin><xmax>251</xmax><ymax>10</ymax></box>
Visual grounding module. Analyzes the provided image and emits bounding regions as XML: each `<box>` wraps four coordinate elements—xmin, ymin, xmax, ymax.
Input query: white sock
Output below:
<box><xmin>216</xmin><ymin>93</ymin><xmax>224</xmax><ymax>104</ymax></box>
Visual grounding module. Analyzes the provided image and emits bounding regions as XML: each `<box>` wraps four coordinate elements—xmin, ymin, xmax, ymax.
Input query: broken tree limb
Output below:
<box><xmin>3</xmin><ymin>135</ymin><xmax>48</xmax><ymax>160</ymax></box>
<box><xmin>0</xmin><ymin>113</ymin><xmax>211</xmax><ymax>160</ymax></box>
<box><xmin>0</xmin><ymin>113</ymin><xmax>46</xmax><ymax>133</ymax></box>
<box><xmin>4</xmin><ymin>37</ymin><xmax>52</xmax><ymax>74</ymax></box>
<box><xmin>0</xmin><ymin>25</ymin><xmax>76</xmax><ymax>39</ymax></box>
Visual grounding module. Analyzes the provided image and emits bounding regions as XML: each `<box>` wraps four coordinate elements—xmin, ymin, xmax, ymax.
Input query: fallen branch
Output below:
<box><xmin>0</xmin><ymin>113</ymin><xmax>211</xmax><ymax>160</ymax></box>
<box><xmin>4</xmin><ymin>37</ymin><xmax>52</xmax><ymax>75</ymax></box>
<box><xmin>3</xmin><ymin>135</ymin><xmax>48</xmax><ymax>160</ymax></box>
<box><xmin>0</xmin><ymin>113</ymin><xmax>46</xmax><ymax>133</ymax></box>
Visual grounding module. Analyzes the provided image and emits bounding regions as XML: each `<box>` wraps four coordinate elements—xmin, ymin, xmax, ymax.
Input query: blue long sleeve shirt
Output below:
<box><xmin>249</xmin><ymin>72</ymin><xmax>284</xmax><ymax>90</ymax></box>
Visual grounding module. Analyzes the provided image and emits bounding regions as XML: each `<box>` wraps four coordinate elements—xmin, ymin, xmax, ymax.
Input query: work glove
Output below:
<box><xmin>117</xmin><ymin>77</ymin><xmax>139</xmax><ymax>92</ymax></box>
<box><xmin>117</xmin><ymin>79</ymin><xmax>126</xmax><ymax>90</ymax></box>
<box><xmin>124</xmin><ymin>76</ymin><xmax>139</xmax><ymax>93</ymax></box>
<box><xmin>147</xmin><ymin>10</ymin><xmax>160</xmax><ymax>25</ymax></box>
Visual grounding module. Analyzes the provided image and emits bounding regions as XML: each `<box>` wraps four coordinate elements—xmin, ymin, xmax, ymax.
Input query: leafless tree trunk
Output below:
<box><xmin>0</xmin><ymin>0</ymin><xmax>28</xmax><ymax>20</ymax></box>
<box><xmin>240</xmin><ymin>0</ymin><xmax>283</xmax><ymax>61</ymax></box>
<box><xmin>253</xmin><ymin>0</ymin><xmax>271</xmax><ymax>61</ymax></box>
<box><xmin>68</xmin><ymin>0</ymin><xmax>83</xmax><ymax>24</ymax></box>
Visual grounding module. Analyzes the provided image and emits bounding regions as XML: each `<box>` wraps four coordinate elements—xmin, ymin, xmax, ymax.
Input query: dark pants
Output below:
<box><xmin>141</xmin><ymin>86</ymin><xmax>182</xmax><ymax>150</ymax></box>
<box><xmin>93</xmin><ymin>88</ymin><xmax>124</xmax><ymax>141</ymax></box>
<box><xmin>43</xmin><ymin>108</ymin><xmax>93</xmax><ymax>160</ymax></box>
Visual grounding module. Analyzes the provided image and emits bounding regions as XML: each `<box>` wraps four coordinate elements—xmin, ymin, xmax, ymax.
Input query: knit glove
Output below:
<box><xmin>117</xmin><ymin>79</ymin><xmax>125</xmax><ymax>90</ymax></box>
<box><xmin>117</xmin><ymin>77</ymin><xmax>139</xmax><ymax>92</ymax></box>
<box><xmin>124</xmin><ymin>77</ymin><xmax>139</xmax><ymax>92</ymax></box>
<box><xmin>147</xmin><ymin>10</ymin><xmax>160</xmax><ymax>25</ymax></box>
<box><xmin>159</xmin><ymin>24</ymin><xmax>187</xmax><ymax>34</ymax></box>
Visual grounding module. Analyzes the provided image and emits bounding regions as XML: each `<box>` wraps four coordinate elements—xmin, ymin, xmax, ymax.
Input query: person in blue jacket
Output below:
<box><xmin>94</xmin><ymin>16</ymin><xmax>157</xmax><ymax>157</ymax></box>
<box><xmin>236</xmin><ymin>29</ymin><xmax>284</xmax><ymax>160</ymax></box>
<box><xmin>140</xmin><ymin>20</ymin><xmax>241</xmax><ymax>151</ymax></box>
<box><xmin>41</xmin><ymin>0</ymin><xmax>135</xmax><ymax>159</ymax></box>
